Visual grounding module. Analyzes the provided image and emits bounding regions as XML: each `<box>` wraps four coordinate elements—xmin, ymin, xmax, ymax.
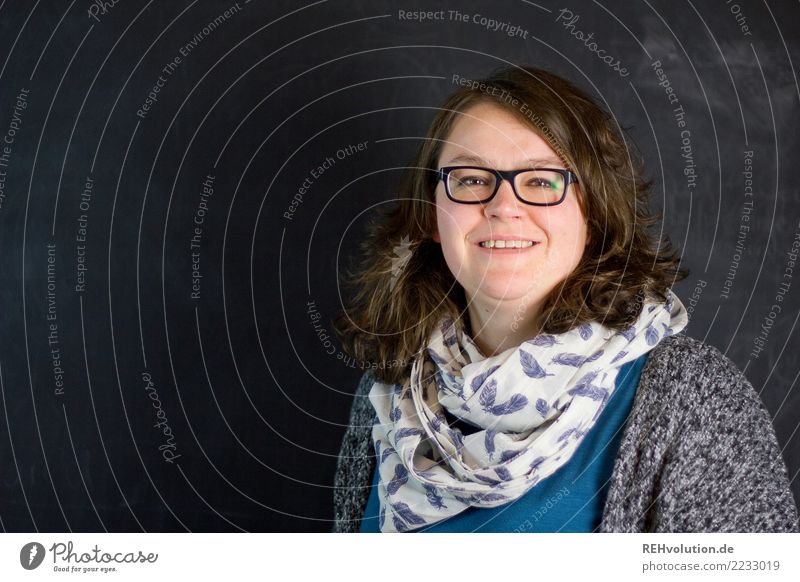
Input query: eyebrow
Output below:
<box><xmin>442</xmin><ymin>154</ymin><xmax>565</xmax><ymax>167</ymax></box>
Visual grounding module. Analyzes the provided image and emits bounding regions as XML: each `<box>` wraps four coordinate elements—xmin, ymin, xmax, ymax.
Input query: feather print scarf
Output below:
<box><xmin>368</xmin><ymin>290</ymin><xmax>689</xmax><ymax>532</ymax></box>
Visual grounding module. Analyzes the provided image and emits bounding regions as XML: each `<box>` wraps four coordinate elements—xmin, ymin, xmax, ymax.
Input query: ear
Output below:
<box><xmin>432</xmin><ymin>228</ymin><xmax>440</xmax><ymax>243</ymax></box>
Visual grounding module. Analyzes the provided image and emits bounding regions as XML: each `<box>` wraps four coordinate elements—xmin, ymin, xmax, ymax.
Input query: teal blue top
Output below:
<box><xmin>359</xmin><ymin>353</ymin><xmax>648</xmax><ymax>532</ymax></box>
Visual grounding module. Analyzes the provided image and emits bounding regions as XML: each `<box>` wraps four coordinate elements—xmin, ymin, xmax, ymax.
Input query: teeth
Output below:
<box><xmin>479</xmin><ymin>240</ymin><xmax>535</xmax><ymax>248</ymax></box>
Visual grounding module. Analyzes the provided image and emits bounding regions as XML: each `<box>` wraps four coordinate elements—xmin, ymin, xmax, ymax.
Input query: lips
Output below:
<box><xmin>475</xmin><ymin>235</ymin><xmax>539</xmax><ymax>249</ymax></box>
<box><xmin>475</xmin><ymin>235</ymin><xmax>538</xmax><ymax>243</ymax></box>
<box><xmin>475</xmin><ymin>241</ymin><xmax>540</xmax><ymax>255</ymax></box>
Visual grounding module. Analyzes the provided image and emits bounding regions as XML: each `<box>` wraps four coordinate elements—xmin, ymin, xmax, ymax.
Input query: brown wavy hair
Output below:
<box><xmin>333</xmin><ymin>64</ymin><xmax>687</xmax><ymax>384</ymax></box>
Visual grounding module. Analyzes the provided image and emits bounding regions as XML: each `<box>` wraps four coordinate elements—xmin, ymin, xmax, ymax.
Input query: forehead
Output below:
<box><xmin>439</xmin><ymin>102</ymin><xmax>562</xmax><ymax>166</ymax></box>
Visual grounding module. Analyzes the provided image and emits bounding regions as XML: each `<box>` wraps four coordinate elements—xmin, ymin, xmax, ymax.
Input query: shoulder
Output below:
<box><xmin>620</xmin><ymin>332</ymin><xmax>799</xmax><ymax>531</ymax></box>
<box><xmin>335</xmin><ymin>370</ymin><xmax>380</xmax><ymax>464</ymax></box>
<box><xmin>338</xmin><ymin>369</ymin><xmax>379</xmax><ymax>453</ymax></box>
<box><xmin>637</xmin><ymin>332</ymin><xmax>763</xmax><ymax>416</ymax></box>
<box><xmin>332</xmin><ymin>370</ymin><xmax>379</xmax><ymax>533</ymax></box>
<box><xmin>351</xmin><ymin>369</ymin><xmax>379</xmax><ymax>420</ymax></box>
<box><xmin>642</xmin><ymin>332</ymin><xmax>740</xmax><ymax>386</ymax></box>
<box><xmin>635</xmin><ymin>331</ymin><xmax>779</xmax><ymax>455</ymax></box>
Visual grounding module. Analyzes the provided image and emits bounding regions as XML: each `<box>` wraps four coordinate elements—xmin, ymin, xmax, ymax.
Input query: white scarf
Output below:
<box><xmin>369</xmin><ymin>291</ymin><xmax>688</xmax><ymax>532</ymax></box>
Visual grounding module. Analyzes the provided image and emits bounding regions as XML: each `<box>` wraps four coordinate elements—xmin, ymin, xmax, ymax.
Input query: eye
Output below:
<box><xmin>448</xmin><ymin>169</ymin><xmax>495</xmax><ymax>190</ymax></box>
<box><xmin>525</xmin><ymin>177</ymin><xmax>556</xmax><ymax>189</ymax></box>
<box><xmin>460</xmin><ymin>175</ymin><xmax>490</xmax><ymax>186</ymax></box>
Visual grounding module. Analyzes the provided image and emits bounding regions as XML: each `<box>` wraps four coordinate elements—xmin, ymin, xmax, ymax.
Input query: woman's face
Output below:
<box><xmin>433</xmin><ymin>101</ymin><xmax>588</xmax><ymax>316</ymax></box>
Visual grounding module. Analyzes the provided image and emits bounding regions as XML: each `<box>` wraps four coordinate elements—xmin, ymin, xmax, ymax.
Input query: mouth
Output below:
<box><xmin>477</xmin><ymin>239</ymin><xmax>539</xmax><ymax>250</ymax></box>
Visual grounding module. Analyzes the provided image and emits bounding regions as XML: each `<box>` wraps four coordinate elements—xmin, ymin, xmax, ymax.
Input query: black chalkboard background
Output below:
<box><xmin>0</xmin><ymin>0</ymin><xmax>798</xmax><ymax>532</ymax></box>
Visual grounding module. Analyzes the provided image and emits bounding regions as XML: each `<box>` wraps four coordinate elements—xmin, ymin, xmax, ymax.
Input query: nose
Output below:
<box><xmin>483</xmin><ymin>177</ymin><xmax>522</xmax><ymax>219</ymax></box>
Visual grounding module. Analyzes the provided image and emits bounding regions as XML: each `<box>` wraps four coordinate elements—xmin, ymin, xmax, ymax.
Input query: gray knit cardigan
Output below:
<box><xmin>332</xmin><ymin>333</ymin><xmax>799</xmax><ymax>532</ymax></box>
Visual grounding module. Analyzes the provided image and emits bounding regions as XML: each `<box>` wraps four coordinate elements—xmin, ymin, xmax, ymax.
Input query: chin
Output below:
<box><xmin>467</xmin><ymin>281</ymin><xmax>545</xmax><ymax>305</ymax></box>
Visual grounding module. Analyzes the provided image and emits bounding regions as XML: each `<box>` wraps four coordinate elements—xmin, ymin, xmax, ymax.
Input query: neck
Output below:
<box><xmin>466</xmin><ymin>296</ymin><xmax>542</xmax><ymax>357</ymax></box>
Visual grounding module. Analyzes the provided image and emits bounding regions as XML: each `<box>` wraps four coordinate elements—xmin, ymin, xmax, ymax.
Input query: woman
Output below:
<box><xmin>331</xmin><ymin>65</ymin><xmax>798</xmax><ymax>533</ymax></box>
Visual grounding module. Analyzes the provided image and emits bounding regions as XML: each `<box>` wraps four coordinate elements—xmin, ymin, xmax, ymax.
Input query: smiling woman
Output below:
<box><xmin>431</xmin><ymin>102</ymin><xmax>589</xmax><ymax>357</ymax></box>
<box><xmin>331</xmin><ymin>64</ymin><xmax>798</xmax><ymax>533</ymax></box>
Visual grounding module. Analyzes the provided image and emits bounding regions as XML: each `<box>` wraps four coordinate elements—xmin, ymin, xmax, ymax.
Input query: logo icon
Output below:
<box><xmin>20</xmin><ymin>542</ymin><xmax>46</xmax><ymax>570</ymax></box>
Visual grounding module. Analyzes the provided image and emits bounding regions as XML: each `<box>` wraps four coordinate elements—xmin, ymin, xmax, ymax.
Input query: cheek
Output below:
<box><xmin>562</xmin><ymin>214</ymin><xmax>588</xmax><ymax>267</ymax></box>
<box><xmin>435</xmin><ymin>202</ymin><xmax>476</xmax><ymax>278</ymax></box>
<box><xmin>435</xmin><ymin>206</ymin><xmax>462</xmax><ymax>255</ymax></box>
<box><xmin>542</xmin><ymin>206</ymin><xmax>588</xmax><ymax>266</ymax></box>
<box><xmin>435</xmin><ymin>195</ymin><xmax>470</xmax><ymax>245</ymax></box>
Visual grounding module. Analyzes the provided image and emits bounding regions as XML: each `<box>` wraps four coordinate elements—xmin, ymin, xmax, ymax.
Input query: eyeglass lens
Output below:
<box><xmin>447</xmin><ymin>168</ymin><xmax>566</xmax><ymax>204</ymax></box>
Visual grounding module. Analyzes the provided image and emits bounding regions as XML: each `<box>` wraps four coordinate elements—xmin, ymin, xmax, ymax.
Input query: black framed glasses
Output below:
<box><xmin>437</xmin><ymin>166</ymin><xmax>578</xmax><ymax>206</ymax></box>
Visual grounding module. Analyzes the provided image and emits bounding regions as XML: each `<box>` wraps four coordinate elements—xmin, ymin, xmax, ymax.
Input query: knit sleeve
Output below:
<box><xmin>646</xmin><ymin>343</ymin><xmax>799</xmax><ymax>533</ymax></box>
<box><xmin>331</xmin><ymin>370</ymin><xmax>378</xmax><ymax>532</ymax></box>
